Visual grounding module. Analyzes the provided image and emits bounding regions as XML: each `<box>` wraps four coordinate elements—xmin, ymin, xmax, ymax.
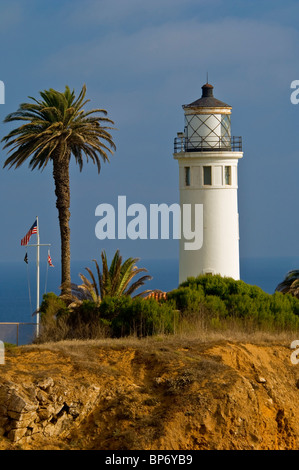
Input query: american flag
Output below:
<box><xmin>21</xmin><ymin>220</ymin><xmax>37</xmax><ymax>246</ymax></box>
<box><xmin>48</xmin><ymin>250</ymin><xmax>54</xmax><ymax>267</ymax></box>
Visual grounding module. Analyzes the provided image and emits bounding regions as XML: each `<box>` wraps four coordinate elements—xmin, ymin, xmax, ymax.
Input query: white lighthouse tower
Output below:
<box><xmin>173</xmin><ymin>82</ymin><xmax>243</xmax><ymax>284</ymax></box>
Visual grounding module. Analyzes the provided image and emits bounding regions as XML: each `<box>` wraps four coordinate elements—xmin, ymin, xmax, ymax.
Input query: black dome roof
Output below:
<box><xmin>183</xmin><ymin>83</ymin><xmax>231</xmax><ymax>109</ymax></box>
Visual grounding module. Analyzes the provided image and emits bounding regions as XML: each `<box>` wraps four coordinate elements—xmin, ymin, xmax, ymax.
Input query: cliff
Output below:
<box><xmin>0</xmin><ymin>335</ymin><xmax>298</xmax><ymax>450</ymax></box>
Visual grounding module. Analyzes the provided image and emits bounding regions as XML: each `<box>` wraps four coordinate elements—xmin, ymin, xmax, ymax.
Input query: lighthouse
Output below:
<box><xmin>173</xmin><ymin>82</ymin><xmax>243</xmax><ymax>284</ymax></box>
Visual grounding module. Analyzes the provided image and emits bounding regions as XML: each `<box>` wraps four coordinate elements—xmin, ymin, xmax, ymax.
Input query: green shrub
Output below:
<box><xmin>204</xmin><ymin>295</ymin><xmax>228</xmax><ymax>318</ymax></box>
<box><xmin>100</xmin><ymin>296</ymin><xmax>177</xmax><ymax>337</ymax></box>
<box><xmin>169</xmin><ymin>274</ymin><xmax>299</xmax><ymax>332</ymax></box>
<box><xmin>167</xmin><ymin>286</ymin><xmax>205</xmax><ymax>312</ymax></box>
<box><xmin>62</xmin><ymin>300</ymin><xmax>110</xmax><ymax>339</ymax></box>
<box><xmin>39</xmin><ymin>292</ymin><xmax>68</xmax><ymax>321</ymax></box>
<box><xmin>181</xmin><ymin>274</ymin><xmax>265</xmax><ymax>299</ymax></box>
<box><xmin>38</xmin><ymin>275</ymin><xmax>299</xmax><ymax>342</ymax></box>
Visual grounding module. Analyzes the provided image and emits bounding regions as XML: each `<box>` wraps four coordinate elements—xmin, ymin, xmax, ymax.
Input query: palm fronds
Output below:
<box><xmin>2</xmin><ymin>84</ymin><xmax>116</xmax><ymax>172</ymax></box>
<box><xmin>66</xmin><ymin>250</ymin><xmax>153</xmax><ymax>306</ymax></box>
<box><xmin>275</xmin><ymin>270</ymin><xmax>299</xmax><ymax>298</ymax></box>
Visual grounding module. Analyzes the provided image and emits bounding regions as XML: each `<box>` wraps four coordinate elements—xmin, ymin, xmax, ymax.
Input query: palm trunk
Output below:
<box><xmin>52</xmin><ymin>155</ymin><xmax>71</xmax><ymax>295</ymax></box>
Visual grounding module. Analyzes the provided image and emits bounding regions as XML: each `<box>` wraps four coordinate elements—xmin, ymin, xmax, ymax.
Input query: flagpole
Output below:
<box><xmin>36</xmin><ymin>216</ymin><xmax>40</xmax><ymax>337</ymax></box>
<box><xmin>22</xmin><ymin>217</ymin><xmax>51</xmax><ymax>339</ymax></box>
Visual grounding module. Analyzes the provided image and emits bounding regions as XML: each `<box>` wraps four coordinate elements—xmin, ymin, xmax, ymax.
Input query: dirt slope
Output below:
<box><xmin>0</xmin><ymin>337</ymin><xmax>298</xmax><ymax>450</ymax></box>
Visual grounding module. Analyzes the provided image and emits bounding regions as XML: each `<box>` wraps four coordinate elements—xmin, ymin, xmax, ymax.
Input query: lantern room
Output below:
<box><xmin>174</xmin><ymin>83</ymin><xmax>242</xmax><ymax>153</ymax></box>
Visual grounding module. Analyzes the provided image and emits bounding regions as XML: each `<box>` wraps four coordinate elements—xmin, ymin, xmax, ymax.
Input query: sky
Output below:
<box><xmin>1</xmin><ymin>0</ymin><xmax>299</xmax><ymax>276</ymax></box>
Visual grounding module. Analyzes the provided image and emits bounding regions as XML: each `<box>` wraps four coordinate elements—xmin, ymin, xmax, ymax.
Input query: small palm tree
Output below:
<box><xmin>275</xmin><ymin>270</ymin><xmax>299</xmax><ymax>298</ymax></box>
<box><xmin>2</xmin><ymin>85</ymin><xmax>116</xmax><ymax>295</ymax></box>
<box><xmin>65</xmin><ymin>250</ymin><xmax>153</xmax><ymax>307</ymax></box>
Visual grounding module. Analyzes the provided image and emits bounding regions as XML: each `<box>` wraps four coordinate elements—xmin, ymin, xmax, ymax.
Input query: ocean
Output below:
<box><xmin>0</xmin><ymin>257</ymin><xmax>298</xmax><ymax>345</ymax></box>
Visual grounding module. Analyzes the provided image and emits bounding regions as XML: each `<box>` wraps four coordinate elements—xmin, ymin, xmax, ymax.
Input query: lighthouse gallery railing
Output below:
<box><xmin>174</xmin><ymin>136</ymin><xmax>242</xmax><ymax>153</ymax></box>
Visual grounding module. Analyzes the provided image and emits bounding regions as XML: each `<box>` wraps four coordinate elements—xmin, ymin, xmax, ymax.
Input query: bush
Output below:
<box><xmin>37</xmin><ymin>275</ymin><xmax>299</xmax><ymax>342</ymax></box>
<box><xmin>169</xmin><ymin>274</ymin><xmax>299</xmax><ymax>332</ymax></box>
<box><xmin>38</xmin><ymin>293</ymin><xmax>178</xmax><ymax>341</ymax></box>
<box><xmin>99</xmin><ymin>296</ymin><xmax>177</xmax><ymax>337</ymax></box>
<box><xmin>39</xmin><ymin>292</ymin><xmax>68</xmax><ymax>321</ymax></box>
<box><xmin>65</xmin><ymin>300</ymin><xmax>111</xmax><ymax>339</ymax></box>
<box><xmin>204</xmin><ymin>295</ymin><xmax>228</xmax><ymax>319</ymax></box>
<box><xmin>181</xmin><ymin>275</ymin><xmax>265</xmax><ymax>300</ymax></box>
<box><xmin>38</xmin><ymin>294</ymin><xmax>109</xmax><ymax>342</ymax></box>
<box><xmin>167</xmin><ymin>286</ymin><xmax>205</xmax><ymax>312</ymax></box>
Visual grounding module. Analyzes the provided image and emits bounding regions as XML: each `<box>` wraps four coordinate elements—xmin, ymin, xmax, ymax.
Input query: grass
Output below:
<box><xmin>21</xmin><ymin>327</ymin><xmax>298</xmax><ymax>358</ymax></box>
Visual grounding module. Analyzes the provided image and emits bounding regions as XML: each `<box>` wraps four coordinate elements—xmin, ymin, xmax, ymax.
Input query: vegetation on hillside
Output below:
<box><xmin>168</xmin><ymin>274</ymin><xmax>299</xmax><ymax>332</ymax></box>
<box><xmin>37</xmin><ymin>273</ymin><xmax>299</xmax><ymax>343</ymax></box>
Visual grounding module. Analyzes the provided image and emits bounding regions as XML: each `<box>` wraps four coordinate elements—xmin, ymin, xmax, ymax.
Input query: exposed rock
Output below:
<box><xmin>256</xmin><ymin>376</ymin><xmax>267</xmax><ymax>383</ymax></box>
<box><xmin>0</xmin><ymin>339</ymin><xmax>298</xmax><ymax>450</ymax></box>
<box><xmin>0</xmin><ymin>376</ymin><xmax>101</xmax><ymax>445</ymax></box>
<box><xmin>36</xmin><ymin>377</ymin><xmax>54</xmax><ymax>392</ymax></box>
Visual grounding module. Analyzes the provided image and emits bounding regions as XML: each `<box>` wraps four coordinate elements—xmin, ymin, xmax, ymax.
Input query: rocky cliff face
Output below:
<box><xmin>0</xmin><ymin>376</ymin><xmax>100</xmax><ymax>443</ymax></box>
<box><xmin>0</xmin><ymin>337</ymin><xmax>298</xmax><ymax>450</ymax></box>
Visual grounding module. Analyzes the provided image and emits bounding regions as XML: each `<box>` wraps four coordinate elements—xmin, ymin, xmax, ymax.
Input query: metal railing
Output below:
<box><xmin>0</xmin><ymin>322</ymin><xmax>37</xmax><ymax>346</ymax></box>
<box><xmin>174</xmin><ymin>136</ymin><xmax>242</xmax><ymax>153</ymax></box>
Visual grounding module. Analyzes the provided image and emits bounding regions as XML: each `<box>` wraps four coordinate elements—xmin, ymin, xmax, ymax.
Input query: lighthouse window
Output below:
<box><xmin>185</xmin><ymin>167</ymin><xmax>190</xmax><ymax>186</ymax></box>
<box><xmin>225</xmin><ymin>166</ymin><xmax>231</xmax><ymax>185</ymax></box>
<box><xmin>203</xmin><ymin>166</ymin><xmax>212</xmax><ymax>185</ymax></box>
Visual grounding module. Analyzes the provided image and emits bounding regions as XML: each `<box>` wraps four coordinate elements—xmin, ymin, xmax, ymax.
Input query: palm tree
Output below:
<box><xmin>275</xmin><ymin>270</ymin><xmax>299</xmax><ymax>298</ymax></box>
<box><xmin>2</xmin><ymin>85</ymin><xmax>116</xmax><ymax>294</ymax></box>
<box><xmin>65</xmin><ymin>249</ymin><xmax>153</xmax><ymax>307</ymax></box>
